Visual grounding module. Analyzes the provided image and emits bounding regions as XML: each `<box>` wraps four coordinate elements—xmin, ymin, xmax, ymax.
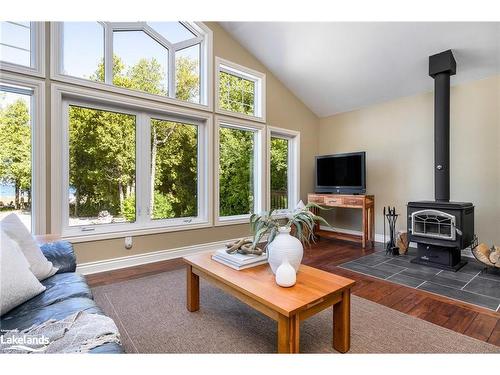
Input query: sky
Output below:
<box><xmin>0</xmin><ymin>89</ymin><xmax>30</xmax><ymax>110</ymax></box>
<box><xmin>61</xmin><ymin>22</ymin><xmax>199</xmax><ymax>83</ymax></box>
<box><xmin>0</xmin><ymin>21</ymin><xmax>31</xmax><ymax>66</ymax></box>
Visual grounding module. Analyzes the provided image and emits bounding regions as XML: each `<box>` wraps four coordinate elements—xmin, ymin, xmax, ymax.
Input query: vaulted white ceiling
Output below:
<box><xmin>221</xmin><ymin>22</ymin><xmax>500</xmax><ymax>117</ymax></box>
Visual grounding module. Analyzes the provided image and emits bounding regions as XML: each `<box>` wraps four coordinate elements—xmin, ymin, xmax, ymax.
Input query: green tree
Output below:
<box><xmin>176</xmin><ymin>56</ymin><xmax>199</xmax><ymax>103</ymax></box>
<box><xmin>270</xmin><ymin>137</ymin><xmax>289</xmax><ymax>210</ymax></box>
<box><xmin>219</xmin><ymin>71</ymin><xmax>255</xmax><ymax>115</ymax></box>
<box><xmin>0</xmin><ymin>99</ymin><xmax>31</xmax><ymax>209</ymax></box>
<box><xmin>219</xmin><ymin>127</ymin><xmax>254</xmax><ymax>216</ymax></box>
<box><xmin>151</xmin><ymin>119</ymin><xmax>197</xmax><ymax>218</ymax></box>
<box><xmin>68</xmin><ymin>106</ymin><xmax>136</xmax><ymax>218</ymax></box>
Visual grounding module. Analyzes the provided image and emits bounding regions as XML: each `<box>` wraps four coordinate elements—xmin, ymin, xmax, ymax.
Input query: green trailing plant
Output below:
<box><xmin>249</xmin><ymin>203</ymin><xmax>331</xmax><ymax>251</ymax></box>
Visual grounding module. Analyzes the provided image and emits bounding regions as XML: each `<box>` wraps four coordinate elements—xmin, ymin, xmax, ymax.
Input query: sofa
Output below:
<box><xmin>0</xmin><ymin>241</ymin><xmax>123</xmax><ymax>354</ymax></box>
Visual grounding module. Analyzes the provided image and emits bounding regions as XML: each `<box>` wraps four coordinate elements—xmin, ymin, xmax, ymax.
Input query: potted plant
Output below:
<box><xmin>249</xmin><ymin>202</ymin><xmax>330</xmax><ymax>275</ymax></box>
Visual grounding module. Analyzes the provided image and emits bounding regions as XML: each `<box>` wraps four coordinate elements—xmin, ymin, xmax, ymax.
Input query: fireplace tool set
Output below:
<box><xmin>384</xmin><ymin>206</ymin><xmax>399</xmax><ymax>256</ymax></box>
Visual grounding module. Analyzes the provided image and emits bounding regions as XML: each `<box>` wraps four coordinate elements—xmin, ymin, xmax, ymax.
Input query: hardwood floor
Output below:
<box><xmin>85</xmin><ymin>238</ymin><xmax>500</xmax><ymax>347</ymax></box>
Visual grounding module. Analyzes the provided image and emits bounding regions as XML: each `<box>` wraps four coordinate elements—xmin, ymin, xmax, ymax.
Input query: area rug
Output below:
<box><xmin>91</xmin><ymin>269</ymin><xmax>499</xmax><ymax>354</ymax></box>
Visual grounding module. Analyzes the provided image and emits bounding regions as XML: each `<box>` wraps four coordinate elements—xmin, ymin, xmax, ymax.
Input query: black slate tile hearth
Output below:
<box><xmin>418</xmin><ymin>282</ymin><xmax>500</xmax><ymax>311</ymax></box>
<box><xmin>438</xmin><ymin>270</ymin><xmax>477</xmax><ymax>283</ymax></box>
<box><xmin>339</xmin><ymin>250</ymin><xmax>500</xmax><ymax>312</ymax></box>
<box><xmin>351</xmin><ymin>254</ymin><xmax>389</xmax><ymax>267</ymax></box>
<box><xmin>464</xmin><ymin>277</ymin><xmax>500</xmax><ymax>300</ymax></box>
<box><xmin>400</xmin><ymin>267</ymin><xmax>442</xmax><ymax>280</ymax></box>
<box><xmin>386</xmin><ymin>273</ymin><xmax>425</xmax><ymax>288</ymax></box>
<box><xmin>373</xmin><ymin>262</ymin><xmax>407</xmax><ymax>274</ymax></box>
<box><xmin>341</xmin><ymin>262</ymin><xmax>394</xmax><ymax>279</ymax></box>
<box><xmin>428</xmin><ymin>274</ymin><xmax>470</xmax><ymax>289</ymax></box>
<box><xmin>476</xmin><ymin>268</ymin><xmax>500</xmax><ymax>282</ymax></box>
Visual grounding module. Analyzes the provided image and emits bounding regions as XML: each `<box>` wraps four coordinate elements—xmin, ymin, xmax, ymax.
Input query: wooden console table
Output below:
<box><xmin>308</xmin><ymin>193</ymin><xmax>375</xmax><ymax>248</ymax></box>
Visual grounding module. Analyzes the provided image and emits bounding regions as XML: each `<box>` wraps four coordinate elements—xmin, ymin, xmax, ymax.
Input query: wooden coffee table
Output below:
<box><xmin>183</xmin><ymin>253</ymin><xmax>355</xmax><ymax>353</ymax></box>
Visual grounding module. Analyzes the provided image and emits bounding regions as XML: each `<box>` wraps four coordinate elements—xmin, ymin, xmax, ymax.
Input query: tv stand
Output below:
<box><xmin>308</xmin><ymin>193</ymin><xmax>375</xmax><ymax>248</ymax></box>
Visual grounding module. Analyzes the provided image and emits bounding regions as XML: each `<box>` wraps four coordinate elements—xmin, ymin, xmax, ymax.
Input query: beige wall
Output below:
<box><xmin>65</xmin><ymin>22</ymin><xmax>320</xmax><ymax>263</ymax></box>
<box><xmin>318</xmin><ymin>75</ymin><xmax>500</xmax><ymax>245</ymax></box>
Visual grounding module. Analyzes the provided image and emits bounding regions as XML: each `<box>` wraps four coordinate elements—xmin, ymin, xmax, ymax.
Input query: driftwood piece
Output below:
<box><xmin>239</xmin><ymin>244</ymin><xmax>264</xmax><ymax>255</ymax></box>
<box><xmin>225</xmin><ymin>238</ymin><xmax>252</xmax><ymax>253</ymax></box>
<box><xmin>225</xmin><ymin>238</ymin><xmax>264</xmax><ymax>255</ymax></box>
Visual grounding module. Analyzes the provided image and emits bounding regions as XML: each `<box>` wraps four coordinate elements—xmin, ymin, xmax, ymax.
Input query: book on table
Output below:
<box><xmin>211</xmin><ymin>248</ymin><xmax>268</xmax><ymax>270</ymax></box>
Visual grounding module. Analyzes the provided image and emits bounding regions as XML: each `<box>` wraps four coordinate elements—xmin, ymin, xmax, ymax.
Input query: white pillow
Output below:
<box><xmin>0</xmin><ymin>213</ymin><xmax>58</xmax><ymax>280</ymax></box>
<box><xmin>1</xmin><ymin>231</ymin><xmax>46</xmax><ymax>316</ymax></box>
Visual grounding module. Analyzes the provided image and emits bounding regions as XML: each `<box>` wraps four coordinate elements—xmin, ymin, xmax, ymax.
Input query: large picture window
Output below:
<box><xmin>270</xmin><ymin>136</ymin><xmax>289</xmax><ymax>211</ymax></box>
<box><xmin>68</xmin><ymin>105</ymin><xmax>136</xmax><ymax>226</ymax></box>
<box><xmin>53</xmin><ymin>22</ymin><xmax>211</xmax><ymax>108</ymax></box>
<box><xmin>215</xmin><ymin>117</ymin><xmax>264</xmax><ymax>225</ymax></box>
<box><xmin>267</xmin><ymin>127</ymin><xmax>300</xmax><ymax>212</ymax></box>
<box><xmin>0</xmin><ymin>75</ymin><xmax>45</xmax><ymax>234</ymax></box>
<box><xmin>53</xmin><ymin>85</ymin><xmax>211</xmax><ymax>239</ymax></box>
<box><xmin>0</xmin><ymin>85</ymin><xmax>33</xmax><ymax>230</ymax></box>
<box><xmin>216</xmin><ymin>57</ymin><xmax>265</xmax><ymax>122</ymax></box>
<box><xmin>219</xmin><ymin>126</ymin><xmax>255</xmax><ymax>216</ymax></box>
<box><xmin>150</xmin><ymin>119</ymin><xmax>198</xmax><ymax>220</ymax></box>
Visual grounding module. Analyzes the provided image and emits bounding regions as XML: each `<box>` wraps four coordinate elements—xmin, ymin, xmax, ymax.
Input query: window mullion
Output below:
<box><xmin>287</xmin><ymin>138</ymin><xmax>293</xmax><ymax>209</ymax></box>
<box><xmin>254</xmin><ymin>131</ymin><xmax>261</xmax><ymax>214</ymax></box>
<box><xmin>136</xmin><ymin>112</ymin><xmax>151</xmax><ymax>226</ymax></box>
<box><xmin>168</xmin><ymin>49</ymin><xmax>176</xmax><ymax>98</ymax></box>
<box><xmin>104</xmin><ymin>23</ymin><xmax>113</xmax><ymax>85</ymax></box>
<box><xmin>172</xmin><ymin>37</ymin><xmax>203</xmax><ymax>52</ymax></box>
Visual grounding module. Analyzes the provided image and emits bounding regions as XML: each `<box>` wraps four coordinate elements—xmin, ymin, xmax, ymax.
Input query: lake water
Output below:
<box><xmin>0</xmin><ymin>182</ymin><xmax>15</xmax><ymax>197</ymax></box>
<box><xmin>0</xmin><ymin>183</ymin><xmax>76</xmax><ymax>201</ymax></box>
<box><xmin>0</xmin><ymin>183</ymin><xmax>16</xmax><ymax>204</ymax></box>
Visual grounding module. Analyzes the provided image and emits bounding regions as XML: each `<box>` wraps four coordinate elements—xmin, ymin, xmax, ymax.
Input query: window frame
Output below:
<box><xmin>0</xmin><ymin>22</ymin><xmax>46</xmax><ymax>78</ymax></box>
<box><xmin>50</xmin><ymin>22</ymin><xmax>213</xmax><ymax>112</ymax></box>
<box><xmin>51</xmin><ymin>83</ymin><xmax>213</xmax><ymax>242</ymax></box>
<box><xmin>266</xmin><ymin>126</ymin><xmax>300</xmax><ymax>212</ymax></box>
<box><xmin>214</xmin><ymin>116</ymin><xmax>265</xmax><ymax>226</ymax></box>
<box><xmin>0</xmin><ymin>73</ymin><xmax>46</xmax><ymax>234</ymax></box>
<box><xmin>215</xmin><ymin>57</ymin><xmax>266</xmax><ymax>123</ymax></box>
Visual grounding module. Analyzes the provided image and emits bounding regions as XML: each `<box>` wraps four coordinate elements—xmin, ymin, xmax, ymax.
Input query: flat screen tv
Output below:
<box><xmin>315</xmin><ymin>152</ymin><xmax>366</xmax><ymax>194</ymax></box>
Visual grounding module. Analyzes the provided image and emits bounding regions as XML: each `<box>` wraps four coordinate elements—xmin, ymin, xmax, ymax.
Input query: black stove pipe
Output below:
<box><xmin>429</xmin><ymin>50</ymin><xmax>456</xmax><ymax>202</ymax></box>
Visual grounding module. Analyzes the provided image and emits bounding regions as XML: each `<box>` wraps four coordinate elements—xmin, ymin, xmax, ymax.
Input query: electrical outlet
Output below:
<box><xmin>125</xmin><ymin>236</ymin><xmax>133</xmax><ymax>249</ymax></box>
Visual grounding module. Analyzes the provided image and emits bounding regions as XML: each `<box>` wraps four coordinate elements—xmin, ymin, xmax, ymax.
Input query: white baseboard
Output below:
<box><xmin>76</xmin><ymin>237</ymin><xmax>241</xmax><ymax>275</ymax></box>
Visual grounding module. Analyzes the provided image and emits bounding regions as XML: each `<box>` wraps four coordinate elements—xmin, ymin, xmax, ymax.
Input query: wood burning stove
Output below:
<box><xmin>407</xmin><ymin>50</ymin><xmax>475</xmax><ymax>271</ymax></box>
<box><xmin>408</xmin><ymin>201</ymin><xmax>474</xmax><ymax>270</ymax></box>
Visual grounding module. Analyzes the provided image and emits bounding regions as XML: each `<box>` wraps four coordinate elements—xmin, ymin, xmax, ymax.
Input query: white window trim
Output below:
<box><xmin>214</xmin><ymin>116</ymin><xmax>265</xmax><ymax>226</ymax></box>
<box><xmin>266</xmin><ymin>126</ymin><xmax>300</xmax><ymax>211</ymax></box>
<box><xmin>51</xmin><ymin>83</ymin><xmax>213</xmax><ymax>242</ymax></box>
<box><xmin>0</xmin><ymin>73</ymin><xmax>46</xmax><ymax>234</ymax></box>
<box><xmin>49</xmin><ymin>22</ymin><xmax>213</xmax><ymax>113</ymax></box>
<box><xmin>215</xmin><ymin>57</ymin><xmax>266</xmax><ymax>123</ymax></box>
<box><xmin>0</xmin><ymin>22</ymin><xmax>46</xmax><ymax>78</ymax></box>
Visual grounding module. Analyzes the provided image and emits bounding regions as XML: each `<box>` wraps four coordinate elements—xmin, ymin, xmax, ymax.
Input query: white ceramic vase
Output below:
<box><xmin>267</xmin><ymin>226</ymin><xmax>303</xmax><ymax>274</ymax></box>
<box><xmin>275</xmin><ymin>259</ymin><xmax>296</xmax><ymax>287</ymax></box>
